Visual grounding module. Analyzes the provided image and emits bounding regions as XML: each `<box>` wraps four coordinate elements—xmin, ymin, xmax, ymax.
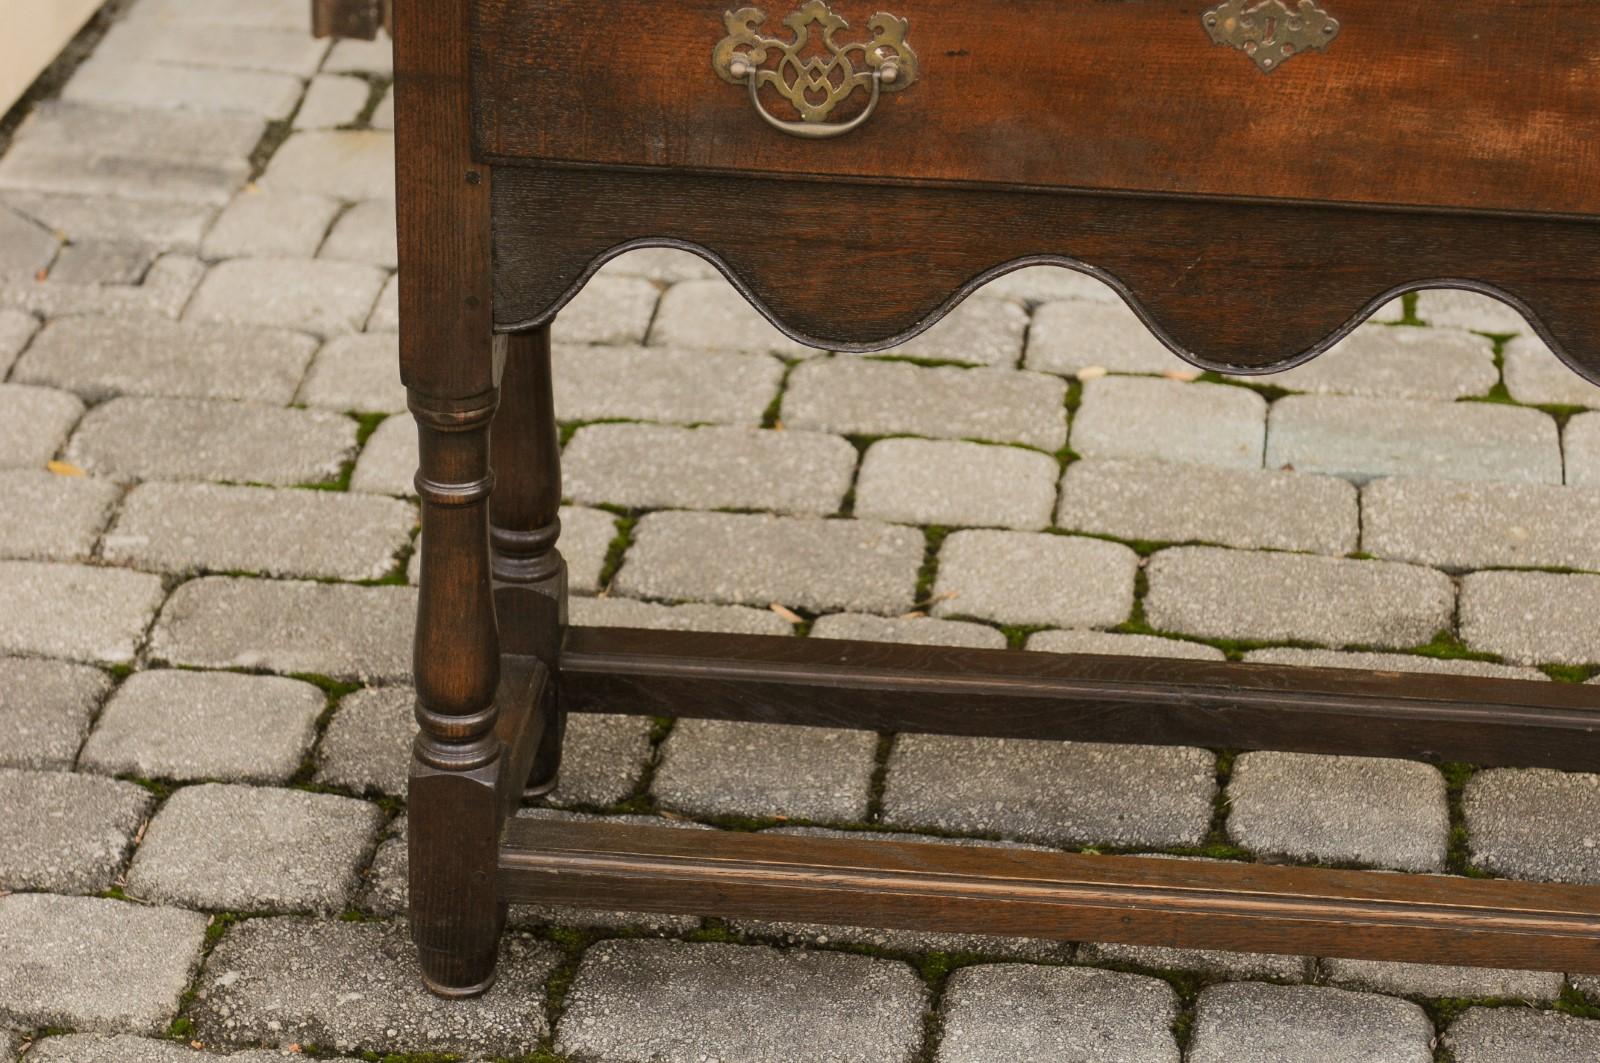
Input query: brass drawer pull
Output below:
<box><xmin>713</xmin><ymin>1</ymin><xmax>920</xmax><ymax>140</ymax></box>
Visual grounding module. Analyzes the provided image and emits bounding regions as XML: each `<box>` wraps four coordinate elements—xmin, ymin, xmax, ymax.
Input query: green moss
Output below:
<box><xmin>595</xmin><ymin>514</ymin><xmax>640</xmax><ymax>592</ymax></box>
<box><xmin>1543</xmin><ymin>663</ymin><xmax>1598</xmax><ymax>684</ymax></box>
<box><xmin>913</xmin><ymin>526</ymin><xmax>951</xmax><ymax>607</ymax></box>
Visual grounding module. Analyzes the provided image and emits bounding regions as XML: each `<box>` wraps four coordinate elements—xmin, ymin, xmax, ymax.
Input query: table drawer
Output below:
<box><xmin>472</xmin><ymin>0</ymin><xmax>1600</xmax><ymax>218</ymax></box>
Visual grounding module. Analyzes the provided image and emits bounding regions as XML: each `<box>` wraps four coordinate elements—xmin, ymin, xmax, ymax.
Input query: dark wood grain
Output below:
<box><xmin>500</xmin><ymin>819</ymin><xmax>1600</xmax><ymax>973</ymax></box>
<box><xmin>561</xmin><ymin>627</ymin><xmax>1600</xmax><ymax>771</ymax></box>
<box><xmin>472</xmin><ymin>0</ymin><xmax>1600</xmax><ymax>218</ymax></box>
<box><xmin>395</xmin><ymin>0</ymin><xmax>506</xmax><ymax>999</ymax></box>
<box><xmin>491</xmin><ymin>167</ymin><xmax>1600</xmax><ymax>379</ymax></box>
<box><xmin>490</xmin><ymin>327</ymin><xmax>568</xmax><ymax>795</ymax></box>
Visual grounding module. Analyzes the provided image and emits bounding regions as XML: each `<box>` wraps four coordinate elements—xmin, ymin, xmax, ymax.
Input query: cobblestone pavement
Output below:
<box><xmin>4</xmin><ymin>2</ymin><xmax>1600</xmax><ymax>1061</ymax></box>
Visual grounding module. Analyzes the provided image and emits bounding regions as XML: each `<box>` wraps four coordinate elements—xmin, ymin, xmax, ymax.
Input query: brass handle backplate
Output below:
<box><xmin>713</xmin><ymin>1</ymin><xmax>920</xmax><ymax>140</ymax></box>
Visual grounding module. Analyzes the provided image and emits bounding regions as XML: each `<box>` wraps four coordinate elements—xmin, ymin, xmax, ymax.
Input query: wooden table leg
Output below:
<box><xmin>491</xmin><ymin>325</ymin><xmax>568</xmax><ymax>795</ymax></box>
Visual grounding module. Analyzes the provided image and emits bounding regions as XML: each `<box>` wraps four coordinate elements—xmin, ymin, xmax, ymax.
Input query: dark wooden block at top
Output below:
<box><xmin>473</xmin><ymin>0</ymin><xmax>1600</xmax><ymax>217</ymax></box>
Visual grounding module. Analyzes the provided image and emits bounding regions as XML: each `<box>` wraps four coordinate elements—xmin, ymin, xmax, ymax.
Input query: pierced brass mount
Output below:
<box><xmin>1204</xmin><ymin>0</ymin><xmax>1340</xmax><ymax>73</ymax></box>
<box><xmin>713</xmin><ymin>1</ymin><xmax>919</xmax><ymax>139</ymax></box>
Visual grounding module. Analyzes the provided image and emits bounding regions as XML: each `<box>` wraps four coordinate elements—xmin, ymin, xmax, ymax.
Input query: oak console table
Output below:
<box><xmin>321</xmin><ymin>0</ymin><xmax>1600</xmax><ymax>997</ymax></box>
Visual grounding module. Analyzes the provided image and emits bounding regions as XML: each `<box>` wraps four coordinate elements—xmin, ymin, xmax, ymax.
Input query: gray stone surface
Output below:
<box><xmin>26</xmin><ymin>1034</ymin><xmax>363</xmax><ymax>1062</ymax></box>
<box><xmin>315</xmin><ymin>684</ymin><xmax>412</xmax><ymax>796</ymax></box>
<box><xmin>104</xmin><ymin>481</ymin><xmax>414</xmax><ymax>580</ymax></box>
<box><xmin>1504</xmin><ymin>335</ymin><xmax>1600</xmax><ymax>409</ymax></box>
<box><xmin>0</xmin><ymin>105</ymin><xmax>256</xmax><ymax>207</ymax></box>
<box><xmin>259</xmin><ymin>130</ymin><xmax>396</xmax><ymax>201</ymax></box>
<box><xmin>0</xmin><ymin>309</ymin><xmax>38</xmax><ymax>376</ymax></box>
<box><xmin>294</xmin><ymin>74</ymin><xmax>369</xmax><ymax>129</ymax></box>
<box><xmin>1413</xmin><ymin>289</ymin><xmax>1530</xmax><ymax>334</ymax></box>
<box><xmin>569</xmin><ymin>595</ymin><xmax>795</xmax><ymax>636</ymax></box>
<box><xmin>1188</xmin><ymin>982</ymin><xmax>1433</xmax><ymax>1063</ymax></box>
<box><xmin>0</xmin><ymin>204</ymin><xmax>56</xmax><ymax>281</ymax></box>
<box><xmin>931</xmin><ymin>529</ymin><xmax>1138</xmax><ymax>628</ymax></box>
<box><xmin>884</xmin><ymin>733</ymin><xmax>1216</xmax><ymax>847</ymax></box>
<box><xmin>126</xmin><ymin>783</ymin><xmax>382</xmax><ymax>912</ymax></box>
<box><xmin>1226</xmin><ymin>751</ymin><xmax>1449</xmax><ymax>872</ymax></box>
<box><xmin>1445</xmin><ymin>1007</ymin><xmax>1600</xmax><ymax>1063</ymax></box>
<box><xmin>616</xmin><ymin>511</ymin><xmax>924</xmax><ymax>614</ymax></box>
<box><xmin>1026</xmin><ymin>628</ymin><xmax>1226</xmax><ymax>660</ymax></box>
<box><xmin>1320</xmin><ymin>957</ymin><xmax>1562</xmax><ymax>1002</ymax></box>
<box><xmin>64</xmin><ymin>54</ymin><xmax>302</xmax><ymax>120</ymax></box>
<box><xmin>810</xmin><ymin>612</ymin><xmax>1007</xmax><ymax>649</ymax></box>
<box><xmin>80</xmin><ymin>670</ymin><xmax>324</xmax><ymax>784</ymax></box>
<box><xmin>1567</xmin><ymin>412</ymin><xmax>1600</xmax><ymax>488</ymax></box>
<box><xmin>2</xmin><ymin>191</ymin><xmax>216</xmax><ymax>254</ymax></box>
<box><xmin>321</xmin><ymin>35</ymin><xmax>392</xmax><ymax>74</ymax></box>
<box><xmin>559</xmin><ymin>504</ymin><xmax>616</xmax><ymax>594</ymax></box>
<box><xmin>854</xmin><ymin>437</ymin><xmax>1060</xmax><ymax>530</ymax></box>
<box><xmin>348</xmin><ymin>412</ymin><xmax>415</xmax><ymax>495</ymax></box>
<box><xmin>0</xmin><ymin>1031</ymin><xmax>13</xmax><ymax>1063</ymax></box>
<box><xmin>0</xmin><ymin>768</ymin><xmax>151</xmax><ymax>892</ymax></box>
<box><xmin>1145</xmin><ymin>546</ymin><xmax>1455</xmax><ymax>648</ymax></box>
<box><xmin>1266</xmin><ymin>395</ymin><xmax>1563</xmax><ymax>484</ymax></box>
<box><xmin>783</xmin><ymin>359</ymin><xmax>1069</xmax><ymax>450</ymax></box>
<box><xmin>653</xmin><ymin>718</ymin><xmax>878</xmax><ymax>821</ymax></box>
<box><xmin>100</xmin><ymin>13</ymin><xmax>328</xmax><ymax>74</ymax></box>
<box><xmin>149</xmin><ymin>577</ymin><xmax>415</xmax><ymax>681</ymax></box>
<box><xmin>319</xmin><ymin>199</ymin><xmax>396</xmax><ymax>268</ymax></box>
<box><xmin>68</xmin><ymin>397</ymin><xmax>356</xmax><ymax>486</ymax></box>
<box><xmin>564</xmin><ymin>423</ymin><xmax>856</xmax><ymax>515</ymax></box>
<box><xmin>553</xmin><ymin>342</ymin><xmax>784</xmax><ymax>426</ymax></box>
<box><xmin>0</xmin><ymin>561</ymin><xmax>165</xmax><ymax>664</ymax></box>
<box><xmin>936</xmin><ymin>963</ymin><xmax>1180</xmax><ymax>1063</ymax></box>
<box><xmin>186</xmin><ymin>257</ymin><xmax>387</xmax><ymax>336</ymax></box>
<box><xmin>1072</xmin><ymin>378</ymin><xmax>1266</xmax><ymax>470</ymax></box>
<box><xmin>1024</xmin><ymin>299</ymin><xmax>1189</xmax><ymax>377</ymax></box>
<box><xmin>1363</xmin><ymin>477</ymin><xmax>1600</xmax><ymax>572</ymax></box>
<box><xmin>868</xmin><ymin>296</ymin><xmax>1028</xmax><ymax>368</ymax></box>
<box><xmin>984</xmin><ymin>267</ymin><xmax>1122</xmax><ymax>305</ymax></box>
<box><xmin>649</xmin><ymin>279</ymin><xmax>811</xmax><ymax>357</ymax></box>
<box><xmin>733</xmin><ymin>827</ymin><xmax>1074</xmax><ymax>960</ymax></box>
<box><xmin>1253</xmin><ymin>324</ymin><xmax>1497</xmax><ymax>400</ymax></box>
<box><xmin>0</xmin><ymin>469</ymin><xmax>119</xmax><ymax>562</ymax></box>
<box><xmin>46</xmin><ymin>241</ymin><xmax>154</xmax><ymax>287</ymax></box>
<box><xmin>1465</xmin><ymin>768</ymin><xmax>1600</xmax><ymax>884</ymax></box>
<box><xmin>0</xmin><ymin>893</ymin><xmax>207</xmax><ymax>1034</ymax></box>
<box><xmin>3</xmin><ymin>252</ymin><xmax>206</xmax><ymax>321</ymax></box>
<box><xmin>365</xmin><ymin>271</ymin><xmax>398</xmax><ymax>330</ymax></box>
<box><xmin>1059</xmin><ymin>459</ymin><xmax>1358</xmax><ymax>554</ymax></box>
<box><xmin>369</xmin><ymin>85</ymin><xmax>394</xmax><ymax>129</ymax></box>
<box><xmin>1242</xmin><ymin>646</ymin><xmax>1546</xmax><ymax>681</ymax></box>
<box><xmin>553</xmin><ymin>275</ymin><xmax>660</xmax><ymax>346</ymax></box>
<box><xmin>1459</xmin><ymin>570</ymin><xmax>1600</xmax><ymax>665</ymax></box>
<box><xmin>193</xmin><ymin>917</ymin><xmax>558</xmax><ymax>1056</ymax></box>
<box><xmin>546</xmin><ymin>711</ymin><xmax>657</xmax><ymax>807</ymax></box>
<box><xmin>1079</xmin><ymin>938</ymin><xmax>1310</xmax><ymax>981</ymax></box>
<box><xmin>0</xmin><ymin>383</ymin><xmax>82</xmax><ymax>467</ymax></box>
<box><xmin>200</xmin><ymin>191</ymin><xmax>341</xmax><ymax>261</ymax></box>
<box><xmin>557</xmin><ymin>939</ymin><xmax>927</xmax><ymax>1063</ymax></box>
<box><xmin>127</xmin><ymin>0</ymin><xmax>309</xmax><ymax>26</ymax></box>
<box><xmin>599</xmin><ymin>247</ymin><xmax>718</xmax><ymax>283</ymax></box>
<box><xmin>0</xmin><ymin>656</ymin><xmax>110</xmax><ymax>771</ymax></box>
<box><xmin>14</xmin><ymin>313</ymin><xmax>316</xmax><ymax>405</ymax></box>
<box><xmin>295</xmin><ymin>333</ymin><xmax>404</xmax><ymax>412</ymax></box>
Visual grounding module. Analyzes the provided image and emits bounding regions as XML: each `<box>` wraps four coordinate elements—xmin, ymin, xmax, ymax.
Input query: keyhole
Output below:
<box><xmin>1262</xmin><ymin>16</ymin><xmax>1278</xmax><ymax>44</ymax></box>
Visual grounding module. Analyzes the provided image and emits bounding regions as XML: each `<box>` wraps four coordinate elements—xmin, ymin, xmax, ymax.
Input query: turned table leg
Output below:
<box><xmin>491</xmin><ymin>325</ymin><xmax>568</xmax><ymax>795</ymax></box>
<box><xmin>407</xmin><ymin>385</ymin><xmax>505</xmax><ymax>997</ymax></box>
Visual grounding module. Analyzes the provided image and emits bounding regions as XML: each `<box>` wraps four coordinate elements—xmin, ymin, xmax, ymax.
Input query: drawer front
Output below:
<box><xmin>472</xmin><ymin>0</ymin><xmax>1600</xmax><ymax>217</ymax></box>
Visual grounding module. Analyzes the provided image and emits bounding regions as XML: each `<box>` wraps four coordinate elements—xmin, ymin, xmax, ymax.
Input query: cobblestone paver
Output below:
<box><xmin>937</xmin><ymin>964</ymin><xmax>1180</xmax><ymax>1063</ymax></box>
<box><xmin>556</xmin><ymin>939</ymin><xmax>927</xmax><ymax>1063</ymax></box>
<box><xmin>5</xmin><ymin>11</ymin><xmax>1600</xmax><ymax>1057</ymax></box>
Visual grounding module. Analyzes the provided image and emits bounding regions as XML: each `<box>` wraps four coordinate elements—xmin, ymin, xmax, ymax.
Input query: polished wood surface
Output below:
<box><xmin>501</xmin><ymin>819</ymin><xmax>1600</xmax><ymax>974</ymax></box>
<box><xmin>473</xmin><ymin>0</ymin><xmax>1600</xmax><ymax>217</ymax></box>
<box><xmin>561</xmin><ymin>627</ymin><xmax>1600</xmax><ymax>771</ymax></box>
<box><xmin>491</xmin><ymin>167</ymin><xmax>1600</xmax><ymax>379</ymax></box>
<box><xmin>394</xmin><ymin>0</ymin><xmax>507</xmax><ymax>998</ymax></box>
